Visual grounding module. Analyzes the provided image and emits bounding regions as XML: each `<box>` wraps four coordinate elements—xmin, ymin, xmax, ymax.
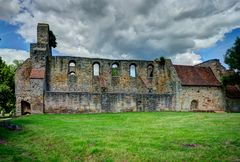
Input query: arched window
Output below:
<box><xmin>129</xmin><ymin>64</ymin><xmax>136</xmax><ymax>77</ymax></box>
<box><xmin>68</xmin><ymin>60</ymin><xmax>76</xmax><ymax>73</ymax></box>
<box><xmin>190</xmin><ymin>100</ymin><xmax>198</xmax><ymax>110</ymax></box>
<box><xmin>93</xmin><ymin>63</ymin><xmax>100</xmax><ymax>76</ymax></box>
<box><xmin>69</xmin><ymin>62</ymin><xmax>76</xmax><ymax>67</ymax></box>
<box><xmin>69</xmin><ymin>71</ymin><xmax>76</xmax><ymax>76</ymax></box>
<box><xmin>147</xmin><ymin>64</ymin><xmax>154</xmax><ymax>78</ymax></box>
<box><xmin>112</xmin><ymin>63</ymin><xmax>119</xmax><ymax>76</ymax></box>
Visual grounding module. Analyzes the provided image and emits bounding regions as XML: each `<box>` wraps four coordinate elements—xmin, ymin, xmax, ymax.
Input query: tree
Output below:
<box><xmin>222</xmin><ymin>37</ymin><xmax>240</xmax><ymax>85</ymax></box>
<box><xmin>154</xmin><ymin>56</ymin><xmax>165</xmax><ymax>65</ymax></box>
<box><xmin>0</xmin><ymin>57</ymin><xmax>15</xmax><ymax>114</ymax></box>
<box><xmin>0</xmin><ymin>58</ymin><xmax>22</xmax><ymax>115</ymax></box>
<box><xmin>49</xmin><ymin>30</ymin><xmax>57</xmax><ymax>48</ymax></box>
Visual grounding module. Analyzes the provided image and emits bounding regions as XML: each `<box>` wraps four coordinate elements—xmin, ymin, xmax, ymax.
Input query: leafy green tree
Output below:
<box><xmin>154</xmin><ymin>56</ymin><xmax>165</xmax><ymax>65</ymax></box>
<box><xmin>222</xmin><ymin>37</ymin><xmax>240</xmax><ymax>85</ymax></box>
<box><xmin>112</xmin><ymin>68</ymin><xmax>119</xmax><ymax>76</ymax></box>
<box><xmin>12</xmin><ymin>59</ymin><xmax>24</xmax><ymax>68</ymax></box>
<box><xmin>0</xmin><ymin>58</ymin><xmax>21</xmax><ymax>115</ymax></box>
<box><xmin>49</xmin><ymin>30</ymin><xmax>57</xmax><ymax>48</ymax></box>
<box><xmin>0</xmin><ymin>58</ymin><xmax>15</xmax><ymax>114</ymax></box>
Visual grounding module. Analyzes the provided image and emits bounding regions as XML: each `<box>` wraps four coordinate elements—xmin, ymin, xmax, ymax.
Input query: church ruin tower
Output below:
<box><xmin>15</xmin><ymin>23</ymin><xmax>51</xmax><ymax>116</ymax></box>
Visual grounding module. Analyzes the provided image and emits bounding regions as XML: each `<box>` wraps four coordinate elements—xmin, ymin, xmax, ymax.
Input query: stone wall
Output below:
<box><xmin>15</xmin><ymin>59</ymin><xmax>32</xmax><ymax>116</ymax></box>
<box><xmin>44</xmin><ymin>56</ymin><xmax>178</xmax><ymax>112</ymax></box>
<box><xmin>177</xmin><ymin>86</ymin><xmax>225</xmax><ymax>111</ymax></box>
<box><xmin>44</xmin><ymin>92</ymin><xmax>174</xmax><ymax>113</ymax></box>
<box><xmin>30</xmin><ymin>79</ymin><xmax>44</xmax><ymax>114</ymax></box>
<box><xmin>46</xmin><ymin>56</ymin><xmax>178</xmax><ymax>94</ymax></box>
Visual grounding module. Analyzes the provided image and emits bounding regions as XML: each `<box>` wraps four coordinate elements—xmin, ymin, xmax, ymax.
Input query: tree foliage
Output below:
<box><xmin>154</xmin><ymin>56</ymin><xmax>166</xmax><ymax>65</ymax></box>
<box><xmin>49</xmin><ymin>30</ymin><xmax>57</xmax><ymax>48</ymax></box>
<box><xmin>0</xmin><ymin>58</ymin><xmax>21</xmax><ymax>114</ymax></box>
<box><xmin>222</xmin><ymin>37</ymin><xmax>240</xmax><ymax>85</ymax></box>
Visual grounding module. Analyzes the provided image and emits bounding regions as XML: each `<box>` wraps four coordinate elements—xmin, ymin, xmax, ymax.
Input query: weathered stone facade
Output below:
<box><xmin>15</xmin><ymin>23</ymin><xmax>240</xmax><ymax>116</ymax></box>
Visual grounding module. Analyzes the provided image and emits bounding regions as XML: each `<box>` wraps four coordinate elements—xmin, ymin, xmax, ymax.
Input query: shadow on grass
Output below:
<box><xmin>0</xmin><ymin>117</ymin><xmax>40</xmax><ymax>161</ymax></box>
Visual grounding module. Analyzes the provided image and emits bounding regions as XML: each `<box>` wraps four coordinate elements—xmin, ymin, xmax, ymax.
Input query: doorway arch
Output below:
<box><xmin>21</xmin><ymin>101</ymin><xmax>31</xmax><ymax>115</ymax></box>
<box><xmin>190</xmin><ymin>100</ymin><xmax>198</xmax><ymax>110</ymax></box>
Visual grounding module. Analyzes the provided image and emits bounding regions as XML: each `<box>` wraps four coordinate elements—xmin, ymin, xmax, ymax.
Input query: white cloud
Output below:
<box><xmin>171</xmin><ymin>52</ymin><xmax>202</xmax><ymax>65</ymax></box>
<box><xmin>0</xmin><ymin>0</ymin><xmax>20</xmax><ymax>20</ymax></box>
<box><xmin>0</xmin><ymin>48</ymin><xmax>29</xmax><ymax>64</ymax></box>
<box><xmin>1</xmin><ymin>0</ymin><xmax>240</xmax><ymax>65</ymax></box>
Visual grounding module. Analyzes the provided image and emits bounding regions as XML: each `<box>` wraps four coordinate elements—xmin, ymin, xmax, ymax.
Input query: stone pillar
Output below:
<box><xmin>37</xmin><ymin>23</ymin><xmax>49</xmax><ymax>44</ymax></box>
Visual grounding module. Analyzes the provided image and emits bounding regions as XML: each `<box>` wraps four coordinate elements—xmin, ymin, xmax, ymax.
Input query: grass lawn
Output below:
<box><xmin>0</xmin><ymin>112</ymin><xmax>240</xmax><ymax>161</ymax></box>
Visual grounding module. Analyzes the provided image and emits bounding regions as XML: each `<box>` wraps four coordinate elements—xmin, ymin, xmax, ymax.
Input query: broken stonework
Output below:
<box><xmin>15</xmin><ymin>23</ymin><xmax>240</xmax><ymax>116</ymax></box>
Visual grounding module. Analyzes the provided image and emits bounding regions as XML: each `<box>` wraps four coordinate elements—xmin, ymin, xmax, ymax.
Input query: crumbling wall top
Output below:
<box><xmin>37</xmin><ymin>23</ymin><xmax>49</xmax><ymax>44</ymax></box>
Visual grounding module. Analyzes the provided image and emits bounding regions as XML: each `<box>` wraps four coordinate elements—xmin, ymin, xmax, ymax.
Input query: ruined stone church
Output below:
<box><xmin>15</xmin><ymin>23</ymin><xmax>240</xmax><ymax>116</ymax></box>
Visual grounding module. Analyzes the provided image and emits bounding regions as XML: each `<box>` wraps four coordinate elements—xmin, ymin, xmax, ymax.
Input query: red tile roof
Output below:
<box><xmin>30</xmin><ymin>69</ymin><xmax>45</xmax><ymax>79</ymax></box>
<box><xmin>226</xmin><ymin>85</ymin><xmax>240</xmax><ymax>98</ymax></box>
<box><xmin>174</xmin><ymin>65</ymin><xmax>221</xmax><ymax>86</ymax></box>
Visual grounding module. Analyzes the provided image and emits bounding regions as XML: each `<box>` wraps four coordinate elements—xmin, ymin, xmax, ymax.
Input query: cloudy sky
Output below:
<box><xmin>0</xmin><ymin>0</ymin><xmax>240</xmax><ymax>66</ymax></box>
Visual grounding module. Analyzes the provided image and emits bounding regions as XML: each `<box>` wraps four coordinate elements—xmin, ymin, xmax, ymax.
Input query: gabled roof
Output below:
<box><xmin>226</xmin><ymin>85</ymin><xmax>240</xmax><ymax>99</ymax></box>
<box><xmin>30</xmin><ymin>69</ymin><xmax>45</xmax><ymax>79</ymax></box>
<box><xmin>174</xmin><ymin>65</ymin><xmax>221</xmax><ymax>86</ymax></box>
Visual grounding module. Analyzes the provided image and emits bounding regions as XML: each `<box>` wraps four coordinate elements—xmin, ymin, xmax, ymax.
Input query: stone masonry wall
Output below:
<box><xmin>177</xmin><ymin>86</ymin><xmax>225</xmax><ymax>111</ymax></box>
<box><xmin>44</xmin><ymin>92</ymin><xmax>174</xmax><ymax>113</ymax></box>
<box><xmin>15</xmin><ymin>58</ymin><xmax>32</xmax><ymax>116</ymax></box>
<box><xmin>46</xmin><ymin>56</ymin><xmax>177</xmax><ymax>94</ymax></box>
<box><xmin>30</xmin><ymin>79</ymin><xmax>44</xmax><ymax>114</ymax></box>
<box><xmin>44</xmin><ymin>56</ymin><xmax>178</xmax><ymax>112</ymax></box>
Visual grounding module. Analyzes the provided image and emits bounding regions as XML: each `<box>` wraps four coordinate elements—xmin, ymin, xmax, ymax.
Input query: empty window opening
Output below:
<box><xmin>112</xmin><ymin>63</ymin><xmax>119</xmax><ymax>76</ymax></box>
<box><xmin>130</xmin><ymin>64</ymin><xmax>136</xmax><ymax>77</ymax></box>
<box><xmin>68</xmin><ymin>60</ymin><xmax>76</xmax><ymax>73</ymax></box>
<box><xmin>147</xmin><ymin>64</ymin><xmax>154</xmax><ymax>78</ymax></box>
<box><xmin>69</xmin><ymin>62</ymin><xmax>76</xmax><ymax>67</ymax></box>
<box><xmin>69</xmin><ymin>71</ymin><xmax>76</xmax><ymax>76</ymax></box>
<box><xmin>21</xmin><ymin>101</ymin><xmax>31</xmax><ymax>115</ymax></box>
<box><xmin>190</xmin><ymin>100</ymin><xmax>198</xmax><ymax>110</ymax></box>
<box><xmin>93</xmin><ymin>63</ymin><xmax>100</xmax><ymax>76</ymax></box>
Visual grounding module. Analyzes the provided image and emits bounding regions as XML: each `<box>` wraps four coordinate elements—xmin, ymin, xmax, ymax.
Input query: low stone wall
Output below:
<box><xmin>44</xmin><ymin>92</ymin><xmax>175</xmax><ymax>113</ymax></box>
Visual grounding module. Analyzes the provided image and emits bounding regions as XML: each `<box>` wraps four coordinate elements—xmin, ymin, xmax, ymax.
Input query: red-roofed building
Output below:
<box><xmin>173</xmin><ymin>64</ymin><xmax>226</xmax><ymax>112</ymax></box>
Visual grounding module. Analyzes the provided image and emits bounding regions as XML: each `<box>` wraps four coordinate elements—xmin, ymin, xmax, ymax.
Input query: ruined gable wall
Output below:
<box><xmin>196</xmin><ymin>59</ymin><xmax>226</xmax><ymax>82</ymax></box>
<box><xmin>15</xmin><ymin>59</ymin><xmax>32</xmax><ymax>116</ymax></box>
<box><xmin>15</xmin><ymin>23</ymin><xmax>50</xmax><ymax>116</ymax></box>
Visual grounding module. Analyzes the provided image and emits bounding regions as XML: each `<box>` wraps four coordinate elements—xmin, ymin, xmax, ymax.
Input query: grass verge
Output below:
<box><xmin>0</xmin><ymin>112</ymin><xmax>240</xmax><ymax>161</ymax></box>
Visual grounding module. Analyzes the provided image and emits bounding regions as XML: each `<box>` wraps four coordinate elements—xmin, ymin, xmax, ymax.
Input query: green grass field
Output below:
<box><xmin>0</xmin><ymin>112</ymin><xmax>240</xmax><ymax>161</ymax></box>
